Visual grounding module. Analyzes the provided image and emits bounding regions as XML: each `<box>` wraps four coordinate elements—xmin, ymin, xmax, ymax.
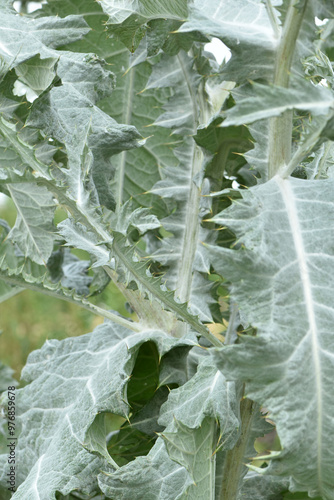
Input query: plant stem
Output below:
<box><xmin>316</xmin><ymin>140</ymin><xmax>333</xmax><ymax>179</ymax></box>
<box><xmin>0</xmin><ymin>272</ymin><xmax>141</xmax><ymax>331</ymax></box>
<box><xmin>115</xmin><ymin>66</ymin><xmax>135</xmax><ymax>209</ymax></box>
<box><xmin>224</xmin><ymin>302</ymin><xmax>238</xmax><ymax>346</ymax></box>
<box><xmin>176</xmin><ymin>143</ymin><xmax>203</xmax><ymax>303</ymax></box>
<box><xmin>175</xmin><ymin>53</ymin><xmax>202</xmax><ymax>304</ymax></box>
<box><xmin>268</xmin><ymin>0</ymin><xmax>308</xmax><ymax>179</ymax></box>
<box><xmin>219</xmin><ymin>397</ymin><xmax>256</xmax><ymax>500</ymax></box>
<box><xmin>264</xmin><ymin>0</ymin><xmax>280</xmax><ymax>38</ymax></box>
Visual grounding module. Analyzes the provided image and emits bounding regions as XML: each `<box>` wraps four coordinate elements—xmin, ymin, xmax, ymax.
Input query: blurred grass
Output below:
<box><xmin>0</xmin><ymin>197</ymin><xmax>132</xmax><ymax>379</ymax></box>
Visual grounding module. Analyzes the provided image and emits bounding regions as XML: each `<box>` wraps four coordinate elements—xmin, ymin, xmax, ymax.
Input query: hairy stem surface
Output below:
<box><xmin>268</xmin><ymin>0</ymin><xmax>308</xmax><ymax>179</ymax></box>
<box><xmin>219</xmin><ymin>398</ymin><xmax>256</xmax><ymax>500</ymax></box>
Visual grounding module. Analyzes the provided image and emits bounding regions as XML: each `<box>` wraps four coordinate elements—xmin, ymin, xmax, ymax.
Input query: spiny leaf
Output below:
<box><xmin>209</xmin><ymin>176</ymin><xmax>334</xmax><ymax>498</ymax></box>
<box><xmin>0</xmin><ymin>321</ymin><xmax>195</xmax><ymax>499</ymax></box>
<box><xmin>112</xmin><ymin>232</ymin><xmax>221</xmax><ymax>346</ymax></box>
<box><xmin>0</xmin><ymin>7</ymin><xmax>89</xmax><ymax>68</ymax></box>
<box><xmin>7</xmin><ymin>182</ymin><xmax>57</xmax><ymax>264</ymax></box>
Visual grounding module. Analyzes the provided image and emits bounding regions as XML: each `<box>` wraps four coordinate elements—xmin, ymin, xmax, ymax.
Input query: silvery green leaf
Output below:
<box><xmin>98</xmin><ymin>437</ymin><xmax>193</xmax><ymax>499</ymax></box>
<box><xmin>57</xmin><ymin>219</ymin><xmax>111</xmax><ymax>268</ymax></box>
<box><xmin>0</xmin><ymin>322</ymin><xmax>195</xmax><ymax>499</ymax></box>
<box><xmin>209</xmin><ymin>176</ymin><xmax>334</xmax><ymax>498</ymax></box>
<box><xmin>178</xmin><ymin>0</ymin><xmax>276</xmax><ymax>46</ymax></box>
<box><xmin>155</xmin><ymin>355</ymin><xmax>240</xmax><ymax>499</ymax></box>
<box><xmin>98</xmin><ymin>0</ymin><xmax>187</xmax><ymax>25</ymax></box>
<box><xmin>59</xmin><ymin>250</ymin><xmax>93</xmax><ymax>296</ymax></box>
<box><xmin>110</xmin><ymin>233</ymin><xmax>218</xmax><ymax>343</ymax></box>
<box><xmin>0</xmin><ymin>223</ymin><xmax>97</xmax><ymax>309</ymax></box>
<box><xmin>244</xmin><ymin>119</ymin><xmax>270</xmax><ymax>182</ymax></box>
<box><xmin>14</xmin><ymin>56</ymin><xmax>57</xmax><ymax>101</ymax></box>
<box><xmin>148</xmin><ymin>52</ymin><xmax>215</xmax><ymax>318</ymax></box>
<box><xmin>0</xmin><ymin>221</ymin><xmax>23</xmax><ymax>301</ymax></box>
<box><xmin>106</xmin><ymin>200</ymin><xmax>160</xmax><ymax>235</ymax></box>
<box><xmin>27</xmin><ymin>50</ymin><xmax>142</xmax><ymax>211</ymax></box>
<box><xmin>159</xmin><ymin>357</ymin><xmax>239</xmax><ymax>450</ymax></box>
<box><xmin>162</xmin><ymin>417</ymin><xmax>217</xmax><ymax>500</ymax></box>
<box><xmin>43</xmin><ymin>0</ymin><xmax>178</xmax><ymax>211</ymax></box>
<box><xmin>178</xmin><ymin>0</ymin><xmax>278</xmax><ymax>82</ymax></box>
<box><xmin>145</xmin><ymin>52</ymin><xmax>201</xmax><ymax>135</ymax></box>
<box><xmin>0</xmin><ymin>117</ymin><xmax>52</xmax><ymax>183</ymax></box>
<box><xmin>302</xmin><ymin>140</ymin><xmax>334</xmax><ymax>180</ymax></box>
<box><xmin>0</xmin><ymin>8</ymin><xmax>89</xmax><ymax>68</ymax></box>
<box><xmin>223</xmin><ymin>80</ymin><xmax>334</xmax><ymax>127</ymax></box>
<box><xmin>238</xmin><ymin>472</ymin><xmax>289</xmax><ymax>500</ymax></box>
<box><xmin>7</xmin><ymin>182</ymin><xmax>57</xmax><ymax>264</ymax></box>
<box><xmin>98</xmin><ymin>0</ymin><xmax>189</xmax><ymax>53</ymax></box>
<box><xmin>99</xmin><ymin>55</ymin><xmax>177</xmax><ymax>210</ymax></box>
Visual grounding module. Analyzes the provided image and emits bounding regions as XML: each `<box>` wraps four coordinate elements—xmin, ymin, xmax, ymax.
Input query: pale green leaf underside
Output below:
<box><xmin>178</xmin><ymin>0</ymin><xmax>276</xmax><ymax>46</ymax></box>
<box><xmin>210</xmin><ymin>176</ymin><xmax>334</xmax><ymax>498</ymax></box>
<box><xmin>162</xmin><ymin>417</ymin><xmax>216</xmax><ymax>500</ymax></box>
<box><xmin>7</xmin><ymin>183</ymin><xmax>57</xmax><ymax>264</ymax></box>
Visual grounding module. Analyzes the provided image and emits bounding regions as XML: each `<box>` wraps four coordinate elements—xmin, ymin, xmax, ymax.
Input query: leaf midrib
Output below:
<box><xmin>276</xmin><ymin>175</ymin><xmax>323</xmax><ymax>486</ymax></box>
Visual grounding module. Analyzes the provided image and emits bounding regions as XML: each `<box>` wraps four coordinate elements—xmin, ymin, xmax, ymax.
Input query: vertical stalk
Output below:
<box><xmin>116</xmin><ymin>67</ymin><xmax>135</xmax><ymax>209</ymax></box>
<box><xmin>176</xmin><ymin>144</ymin><xmax>203</xmax><ymax>303</ymax></box>
<box><xmin>268</xmin><ymin>0</ymin><xmax>308</xmax><ymax>179</ymax></box>
<box><xmin>219</xmin><ymin>398</ymin><xmax>256</xmax><ymax>500</ymax></box>
<box><xmin>219</xmin><ymin>4</ymin><xmax>309</xmax><ymax>499</ymax></box>
<box><xmin>175</xmin><ymin>54</ymin><xmax>203</xmax><ymax>304</ymax></box>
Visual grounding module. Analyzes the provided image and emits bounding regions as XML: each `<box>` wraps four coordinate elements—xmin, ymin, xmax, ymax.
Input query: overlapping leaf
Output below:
<box><xmin>6</xmin><ymin>183</ymin><xmax>57</xmax><ymax>264</ymax></box>
<box><xmin>100</xmin><ymin>354</ymin><xmax>239</xmax><ymax>499</ymax></box>
<box><xmin>0</xmin><ymin>321</ymin><xmax>197</xmax><ymax>499</ymax></box>
<box><xmin>0</xmin><ymin>4</ymin><xmax>89</xmax><ymax>69</ymax></box>
<box><xmin>27</xmin><ymin>51</ymin><xmax>142</xmax><ymax>211</ymax></box>
<box><xmin>147</xmin><ymin>51</ymin><xmax>217</xmax><ymax>319</ymax></box>
<box><xmin>39</xmin><ymin>0</ymin><xmax>179</xmax><ymax>211</ymax></box>
<box><xmin>177</xmin><ymin>0</ymin><xmax>278</xmax><ymax>83</ymax></box>
<box><xmin>98</xmin><ymin>0</ymin><xmax>197</xmax><ymax>54</ymax></box>
<box><xmin>159</xmin><ymin>357</ymin><xmax>239</xmax><ymax>499</ymax></box>
<box><xmin>0</xmin><ymin>222</ymin><xmax>102</xmax><ymax>309</ymax></box>
<box><xmin>222</xmin><ymin>79</ymin><xmax>334</xmax><ymax>127</ymax></box>
<box><xmin>209</xmin><ymin>176</ymin><xmax>334</xmax><ymax>498</ymax></box>
<box><xmin>99</xmin><ymin>436</ymin><xmax>193</xmax><ymax>499</ymax></box>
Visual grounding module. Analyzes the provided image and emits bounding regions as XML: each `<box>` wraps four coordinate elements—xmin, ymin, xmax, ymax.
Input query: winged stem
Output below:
<box><xmin>174</xmin><ymin>54</ymin><xmax>203</xmax><ymax>303</ymax></box>
<box><xmin>0</xmin><ymin>271</ymin><xmax>141</xmax><ymax>331</ymax></box>
<box><xmin>115</xmin><ymin>66</ymin><xmax>135</xmax><ymax>209</ymax></box>
<box><xmin>219</xmin><ymin>398</ymin><xmax>256</xmax><ymax>500</ymax></box>
<box><xmin>268</xmin><ymin>0</ymin><xmax>308</xmax><ymax>179</ymax></box>
<box><xmin>219</xmin><ymin>3</ymin><xmax>309</xmax><ymax>497</ymax></box>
